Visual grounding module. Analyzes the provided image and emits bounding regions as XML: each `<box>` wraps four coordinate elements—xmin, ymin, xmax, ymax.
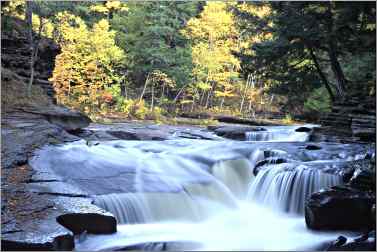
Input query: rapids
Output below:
<box><xmin>29</xmin><ymin>125</ymin><xmax>372</xmax><ymax>250</ymax></box>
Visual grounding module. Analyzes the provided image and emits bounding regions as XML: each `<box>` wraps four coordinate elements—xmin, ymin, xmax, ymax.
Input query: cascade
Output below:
<box><xmin>245</xmin><ymin>126</ymin><xmax>310</xmax><ymax>142</ymax></box>
<box><xmin>28</xmin><ymin>125</ymin><xmax>371</xmax><ymax>250</ymax></box>
<box><xmin>248</xmin><ymin>163</ymin><xmax>342</xmax><ymax>214</ymax></box>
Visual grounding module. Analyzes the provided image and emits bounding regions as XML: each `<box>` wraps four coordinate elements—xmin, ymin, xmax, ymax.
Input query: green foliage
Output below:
<box><xmin>304</xmin><ymin>87</ymin><xmax>331</xmax><ymax>113</ymax></box>
<box><xmin>111</xmin><ymin>2</ymin><xmax>199</xmax><ymax>88</ymax></box>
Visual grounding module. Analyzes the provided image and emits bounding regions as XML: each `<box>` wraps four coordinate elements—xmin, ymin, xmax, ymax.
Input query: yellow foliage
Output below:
<box><xmin>50</xmin><ymin>12</ymin><xmax>125</xmax><ymax>114</ymax></box>
<box><xmin>1</xmin><ymin>0</ymin><xmax>25</xmax><ymax>19</ymax></box>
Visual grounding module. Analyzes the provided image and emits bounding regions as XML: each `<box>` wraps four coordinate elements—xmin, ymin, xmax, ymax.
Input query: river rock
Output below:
<box><xmin>57</xmin><ymin>212</ymin><xmax>117</xmax><ymax>235</ymax></box>
<box><xmin>295</xmin><ymin>126</ymin><xmax>312</xmax><ymax>132</ymax></box>
<box><xmin>253</xmin><ymin>157</ymin><xmax>288</xmax><ymax>176</ymax></box>
<box><xmin>349</xmin><ymin>166</ymin><xmax>376</xmax><ymax>191</ymax></box>
<box><xmin>326</xmin><ymin>231</ymin><xmax>376</xmax><ymax>251</ymax></box>
<box><xmin>212</xmin><ymin>125</ymin><xmax>266</xmax><ymax>140</ymax></box>
<box><xmin>305</xmin><ymin>144</ymin><xmax>321</xmax><ymax>150</ymax></box>
<box><xmin>305</xmin><ymin>185</ymin><xmax>375</xmax><ymax>231</ymax></box>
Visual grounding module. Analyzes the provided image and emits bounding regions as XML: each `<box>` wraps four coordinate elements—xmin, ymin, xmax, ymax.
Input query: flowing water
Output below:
<box><xmin>30</xmin><ymin>125</ymin><xmax>373</xmax><ymax>251</ymax></box>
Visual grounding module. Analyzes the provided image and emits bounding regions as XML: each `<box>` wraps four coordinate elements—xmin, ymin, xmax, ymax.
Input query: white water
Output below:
<box><xmin>245</xmin><ymin>126</ymin><xmax>310</xmax><ymax>142</ymax></box>
<box><xmin>248</xmin><ymin>164</ymin><xmax>342</xmax><ymax>214</ymax></box>
<box><xmin>29</xmin><ymin>125</ymin><xmax>371</xmax><ymax>251</ymax></box>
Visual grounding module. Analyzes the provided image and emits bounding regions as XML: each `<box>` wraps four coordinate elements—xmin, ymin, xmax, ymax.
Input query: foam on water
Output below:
<box><xmin>245</xmin><ymin>126</ymin><xmax>310</xmax><ymax>142</ymax></box>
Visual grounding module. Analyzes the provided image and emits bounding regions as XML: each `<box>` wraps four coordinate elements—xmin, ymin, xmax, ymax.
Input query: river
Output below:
<box><xmin>29</xmin><ymin>124</ymin><xmax>373</xmax><ymax>250</ymax></box>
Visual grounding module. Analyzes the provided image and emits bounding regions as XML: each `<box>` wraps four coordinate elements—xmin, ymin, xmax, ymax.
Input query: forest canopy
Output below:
<box><xmin>1</xmin><ymin>0</ymin><xmax>375</xmax><ymax>120</ymax></box>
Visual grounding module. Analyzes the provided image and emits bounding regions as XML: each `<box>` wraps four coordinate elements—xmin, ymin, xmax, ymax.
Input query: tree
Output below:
<box><xmin>50</xmin><ymin>12</ymin><xmax>125</xmax><ymax>113</ymax></box>
<box><xmin>183</xmin><ymin>2</ymin><xmax>241</xmax><ymax>110</ymax></box>
<box><xmin>234</xmin><ymin>1</ymin><xmax>376</xmax><ymax>105</ymax></box>
<box><xmin>111</xmin><ymin>1</ymin><xmax>199</xmax><ymax>103</ymax></box>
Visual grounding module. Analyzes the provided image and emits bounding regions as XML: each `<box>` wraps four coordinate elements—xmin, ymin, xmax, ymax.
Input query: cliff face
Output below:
<box><xmin>1</xmin><ymin>17</ymin><xmax>60</xmax><ymax>103</ymax></box>
<box><xmin>318</xmin><ymin>97</ymin><xmax>376</xmax><ymax>143</ymax></box>
<box><xmin>1</xmin><ymin>18</ymin><xmax>99</xmax><ymax>250</ymax></box>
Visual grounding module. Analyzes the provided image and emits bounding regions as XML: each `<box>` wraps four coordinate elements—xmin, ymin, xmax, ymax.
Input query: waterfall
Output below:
<box><xmin>245</xmin><ymin>127</ymin><xmax>310</xmax><ymax>142</ymax></box>
<box><xmin>93</xmin><ymin>181</ymin><xmax>240</xmax><ymax>224</ymax></box>
<box><xmin>210</xmin><ymin>159</ymin><xmax>255</xmax><ymax>199</ymax></box>
<box><xmin>248</xmin><ymin>164</ymin><xmax>342</xmax><ymax>214</ymax></box>
<box><xmin>29</xmin><ymin>129</ymin><xmax>371</xmax><ymax>251</ymax></box>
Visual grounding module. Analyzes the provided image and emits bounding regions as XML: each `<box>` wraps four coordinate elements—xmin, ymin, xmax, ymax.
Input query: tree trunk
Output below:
<box><xmin>205</xmin><ymin>82</ymin><xmax>215</xmax><ymax>109</ymax></box>
<box><xmin>139</xmin><ymin>73</ymin><xmax>150</xmax><ymax>102</ymax></box>
<box><xmin>190</xmin><ymin>88</ymin><xmax>198</xmax><ymax>112</ymax></box>
<box><xmin>26</xmin><ymin>1</ymin><xmax>33</xmax><ymax>97</ymax></box>
<box><xmin>326</xmin><ymin>2</ymin><xmax>347</xmax><ymax>100</ymax></box>
<box><xmin>308</xmin><ymin>47</ymin><xmax>335</xmax><ymax>102</ymax></box>
<box><xmin>120</xmin><ymin>75</ymin><xmax>127</xmax><ymax>98</ymax></box>
<box><xmin>173</xmin><ymin>82</ymin><xmax>190</xmax><ymax>102</ymax></box>
<box><xmin>328</xmin><ymin>43</ymin><xmax>347</xmax><ymax>99</ymax></box>
<box><xmin>240</xmin><ymin>74</ymin><xmax>251</xmax><ymax>113</ymax></box>
<box><xmin>151</xmin><ymin>83</ymin><xmax>154</xmax><ymax>112</ymax></box>
<box><xmin>220</xmin><ymin>97</ymin><xmax>225</xmax><ymax>110</ymax></box>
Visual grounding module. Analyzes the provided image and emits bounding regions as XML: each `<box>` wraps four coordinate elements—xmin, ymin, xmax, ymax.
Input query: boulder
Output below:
<box><xmin>57</xmin><ymin>212</ymin><xmax>117</xmax><ymax>235</ymax></box>
<box><xmin>295</xmin><ymin>126</ymin><xmax>312</xmax><ymax>132</ymax></box>
<box><xmin>305</xmin><ymin>185</ymin><xmax>375</xmax><ymax>231</ymax></box>
<box><xmin>19</xmin><ymin>106</ymin><xmax>91</xmax><ymax>131</ymax></box>
<box><xmin>349</xmin><ymin>166</ymin><xmax>376</xmax><ymax>192</ymax></box>
<box><xmin>212</xmin><ymin>125</ymin><xmax>266</xmax><ymax>140</ymax></box>
<box><xmin>305</xmin><ymin>144</ymin><xmax>322</xmax><ymax>150</ymax></box>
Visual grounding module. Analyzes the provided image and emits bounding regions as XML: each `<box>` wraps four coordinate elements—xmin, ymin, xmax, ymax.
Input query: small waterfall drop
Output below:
<box><xmin>245</xmin><ymin>126</ymin><xmax>310</xmax><ymax>142</ymax></box>
<box><xmin>248</xmin><ymin>164</ymin><xmax>342</xmax><ymax>214</ymax></box>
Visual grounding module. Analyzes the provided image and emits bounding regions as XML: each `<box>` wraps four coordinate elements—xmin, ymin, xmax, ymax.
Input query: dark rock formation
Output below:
<box><xmin>57</xmin><ymin>213</ymin><xmax>117</xmax><ymax>235</ymax></box>
<box><xmin>253</xmin><ymin>157</ymin><xmax>288</xmax><ymax>176</ymax></box>
<box><xmin>305</xmin><ymin>185</ymin><xmax>375</xmax><ymax>231</ymax></box>
<box><xmin>1</xmin><ymin>29</ymin><xmax>60</xmax><ymax>103</ymax></box>
<box><xmin>305</xmin><ymin>144</ymin><xmax>322</xmax><ymax>150</ymax></box>
<box><xmin>320</xmin><ymin>97</ymin><xmax>376</xmax><ymax>143</ymax></box>
<box><xmin>295</xmin><ymin>126</ymin><xmax>312</xmax><ymax>132</ymax></box>
<box><xmin>349</xmin><ymin>166</ymin><xmax>376</xmax><ymax>192</ymax></box>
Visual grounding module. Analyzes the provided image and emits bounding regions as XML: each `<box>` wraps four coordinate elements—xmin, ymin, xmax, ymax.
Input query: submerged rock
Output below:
<box><xmin>305</xmin><ymin>144</ymin><xmax>322</xmax><ymax>150</ymax></box>
<box><xmin>305</xmin><ymin>185</ymin><xmax>375</xmax><ymax>231</ymax></box>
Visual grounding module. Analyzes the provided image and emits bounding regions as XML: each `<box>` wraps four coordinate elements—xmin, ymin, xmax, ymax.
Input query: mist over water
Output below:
<box><xmin>31</xmin><ymin>125</ymin><xmax>370</xmax><ymax>250</ymax></box>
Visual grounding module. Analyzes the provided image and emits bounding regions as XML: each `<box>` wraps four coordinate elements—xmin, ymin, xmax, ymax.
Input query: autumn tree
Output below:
<box><xmin>50</xmin><ymin>12</ymin><xmax>125</xmax><ymax>114</ymax></box>
<box><xmin>183</xmin><ymin>2</ymin><xmax>241</xmax><ymax>111</ymax></box>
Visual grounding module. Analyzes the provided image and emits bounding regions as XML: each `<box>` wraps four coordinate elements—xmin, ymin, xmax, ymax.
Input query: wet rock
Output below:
<box><xmin>305</xmin><ymin>185</ymin><xmax>375</xmax><ymax>231</ymax></box>
<box><xmin>349</xmin><ymin>166</ymin><xmax>375</xmax><ymax>191</ymax></box>
<box><xmin>253</xmin><ymin>157</ymin><xmax>288</xmax><ymax>176</ymax></box>
<box><xmin>19</xmin><ymin>105</ymin><xmax>91</xmax><ymax>131</ymax></box>
<box><xmin>106</xmin><ymin>130</ymin><xmax>141</xmax><ymax>140</ymax></box>
<box><xmin>305</xmin><ymin>144</ymin><xmax>321</xmax><ymax>150</ymax></box>
<box><xmin>57</xmin><ymin>212</ymin><xmax>117</xmax><ymax>235</ymax></box>
<box><xmin>1</xmin><ymin>111</ymin><xmax>80</xmax><ymax>170</ymax></box>
<box><xmin>295</xmin><ymin>126</ymin><xmax>312</xmax><ymax>132</ymax></box>
<box><xmin>212</xmin><ymin>125</ymin><xmax>266</xmax><ymax>140</ymax></box>
<box><xmin>1</xmin><ymin>233</ymin><xmax>74</xmax><ymax>251</ymax></box>
<box><xmin>326</xmin><ymin>231</ymin><xmax>376</xmax><ymax>251</ymax></box>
